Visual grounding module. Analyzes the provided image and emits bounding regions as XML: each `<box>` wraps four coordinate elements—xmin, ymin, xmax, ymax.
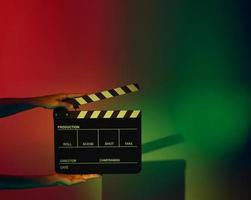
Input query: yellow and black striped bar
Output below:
<box><xmin>63</xmin><ymin>83</ymin><xmax>139</xmax><ymax>108</ymax></box>
<box><xmin>54</xmin><ymin>110</ymin><xmax>141</xmax><ymax>119</ymax></box>
<box><xmin>76</xmin><ymin>110</ymin><xmax>141</xmax><ymax>119</ymax></box>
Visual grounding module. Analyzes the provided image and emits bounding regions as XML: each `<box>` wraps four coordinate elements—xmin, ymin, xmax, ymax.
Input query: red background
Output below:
<box><xmin>0</xmin><ymin>1</ymin><xmax>131</xmax><ymax>199</ymax></box>
<box><xmin>0</xmin><ymin>0</ymin><xmax>127</xmax><ymax>173</ymax></box>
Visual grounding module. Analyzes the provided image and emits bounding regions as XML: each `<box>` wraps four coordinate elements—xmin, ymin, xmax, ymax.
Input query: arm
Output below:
<box><xmin>0</xmin><ymin>93</ymin><xmax>84</xmax><ymax>118</ymax></box>
<box><xmin>0</xmin><ymin>174</ymin><xmax>100</xmax><ymax>189</ymax></box>
<box><xmin>0</xmin><ymin>93</ymin><xmax>101</xmax><ymax>189</ymax></box>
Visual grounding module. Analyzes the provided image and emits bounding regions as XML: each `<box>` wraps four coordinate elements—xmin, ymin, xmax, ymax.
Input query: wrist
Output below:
<box><xmin>24</xmin><ymin>97</ymin><xmax>43</xmax><ymax>108</ymax></box>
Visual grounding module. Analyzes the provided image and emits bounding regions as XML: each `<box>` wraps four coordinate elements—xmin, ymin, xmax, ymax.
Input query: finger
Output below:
<box><xmin>58</xmin><ymin>178</ymin><xmax>72</xmax><ymax>186</ymax></box>
<box><xmin>71</xmin><ymin>179</ymin><xmax>86</xmax><ymax>185</ymax></box>
<box><xmin>65</xmin><ymin>93</ymin><xmax>86</xmax><ymax>99</ymax></box>
<box><xmin>58</xmin><ymin>102</ymin><xmax>74</xmax><ymax>110</ymax></box>
<box><xmin>61</xmin><ymin>98</ymin><xmax>79</xmax><ymax>109</ymax></box>
<box><xmin>56</xmin><ymin>94</ymin><xmax>68</xmax><ymax>100</ymax></box>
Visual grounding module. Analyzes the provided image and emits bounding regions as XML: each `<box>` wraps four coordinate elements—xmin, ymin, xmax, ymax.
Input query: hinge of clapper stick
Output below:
<box><xmin>63</xmin><ymin>83</ymin><xmax>140</xmax><ymax>108</ymax></box>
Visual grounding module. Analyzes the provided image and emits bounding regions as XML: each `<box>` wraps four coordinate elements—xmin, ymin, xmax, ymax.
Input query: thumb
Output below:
<box><xmin>65</xmin><ymin>93</ymin><xmax>86</xmax><ymax>99</ymax></box>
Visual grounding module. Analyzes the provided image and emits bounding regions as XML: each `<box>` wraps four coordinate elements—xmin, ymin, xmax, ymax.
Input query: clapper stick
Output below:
<box><xmin>63</xmin><ymin>83</ymin><xmax>139</xmax><ymax>108</ymax></box>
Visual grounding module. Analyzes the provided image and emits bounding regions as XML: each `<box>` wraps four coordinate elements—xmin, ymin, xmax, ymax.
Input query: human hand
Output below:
<box><xmin>30</xmin><ymin>93</ymin><xmax>84</xmax><ymax>110</ymax></box>
<box><xmin>41</xmin><ymin>174</ymin><xmax>100</xmax><ymax>186</ymax></box>
<box><xmin>0</xmin><ymin>173</ymin><xmax>100</xmax><ymax>189</ymax></box>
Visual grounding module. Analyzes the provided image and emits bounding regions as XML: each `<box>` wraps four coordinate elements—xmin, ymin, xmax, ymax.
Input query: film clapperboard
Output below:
<box><xmin>54</xmin><ymin>83</ymin><xmax>141</xmax><ymax>174</ymax></box>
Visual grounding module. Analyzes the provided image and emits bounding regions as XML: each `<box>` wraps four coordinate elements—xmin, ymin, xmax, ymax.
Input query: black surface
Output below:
<box><xmin>54</xmin><ymin>110</ymin><xmax>141</xmax><ymax>174</ymax></box>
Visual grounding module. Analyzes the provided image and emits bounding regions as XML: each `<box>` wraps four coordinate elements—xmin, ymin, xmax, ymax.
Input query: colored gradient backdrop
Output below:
<box><xmin>0</xmin><ymin>0</ymin><xmax>250</xmax><ymax>200</ymax></box>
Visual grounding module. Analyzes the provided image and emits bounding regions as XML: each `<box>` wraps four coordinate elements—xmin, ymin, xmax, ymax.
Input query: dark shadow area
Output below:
<box><xmin>224</xmin><ymin>0</ymin><xmax>251</xmax><ymax>198</ymax></box>
<box><xmin>103</xmin><ymin>134</ymin><xmax>185</xmax><ymax>200</ymax></box>
<box><xmin>221</xmin><ymin>125</ymin><xmax>251</xmax><ymax>199</ymax></box>
<box><xmin>102</xmin><ymin>160</ymin><xmax>185</xmax><ymax>200</ymax></box>
<box><xmin>143</xmin><ymin>134</ymin><xmax>184</xmax><ymax>154</ymax></box>
<box><xmin>233</xmin><ymin>138</ymin><xmax>251</xmax><ymax>198</ymax></box>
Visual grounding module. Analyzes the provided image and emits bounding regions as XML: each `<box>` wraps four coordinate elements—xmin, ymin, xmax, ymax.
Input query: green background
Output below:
<box><xmin>114</xmin><ymin>0</ymin><xmax>251</xmax><ymax>199</ymax></box>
